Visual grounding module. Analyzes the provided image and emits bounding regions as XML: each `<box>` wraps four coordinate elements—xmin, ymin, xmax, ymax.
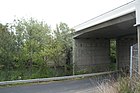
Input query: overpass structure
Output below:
<box><xmin>73</xmin><ymin>0</ymin><xmax>140</xmax><ymax>74</ymax></box>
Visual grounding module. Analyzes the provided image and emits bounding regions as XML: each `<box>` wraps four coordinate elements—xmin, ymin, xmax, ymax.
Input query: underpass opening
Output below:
<box><xmin>110</xmin><ymin>39</ymin><xmax>117</xmax><ymax>70</ymax></box>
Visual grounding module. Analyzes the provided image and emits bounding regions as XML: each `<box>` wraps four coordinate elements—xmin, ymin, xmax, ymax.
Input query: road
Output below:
<box><xmin>0</xmin><ymin>78</ymin><xmax>101</xmax><ymax>93</ymax></box>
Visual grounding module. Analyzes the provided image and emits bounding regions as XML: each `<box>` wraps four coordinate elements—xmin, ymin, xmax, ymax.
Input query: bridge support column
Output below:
<box><xmin>135</xmin><ymin>0</ymin><xmax>140</xmax><ymax>74</ymax></box>
<box><xmin>116</xmin><ymin>36</ymin><xmax>137</xmax><ymax>71</ymax></box>
<box><xmin>73</xmin><ymin>38</ymin><xmax>110</xmax><ymax>74</ymax></box>
<box><xmin>137</xmin><ymin>26</ymin><xmax>140</xmax><ymax>74</ymax></box>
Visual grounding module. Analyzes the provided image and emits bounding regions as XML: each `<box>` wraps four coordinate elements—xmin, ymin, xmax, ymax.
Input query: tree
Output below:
<box><xmin>13</xmin><ymin>18</ymin><xmax>52</xmax><ymax>76</ymax></box>
<box><xmin>47</xmin><ymin>23</ymin><xmax>74</xmax><ymax>75</ymax></box>
<box><xmin>110</xmin><ymin>40</ymin><xmax>116</xmax><ymax>63</ymax></box>
<box><xmin>0</xmin><ymin>23</ymin><xmax>17</xmax><ymax>80</ymax></box>
<box><xmin>0</xmin><ymin>18</ymin><xmax>74</xmax><ymax>80</ymax></box>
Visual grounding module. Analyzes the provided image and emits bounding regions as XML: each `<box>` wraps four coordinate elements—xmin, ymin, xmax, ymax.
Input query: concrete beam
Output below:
<box><xmin>135</xmin><ymin>0</ymin><xmax>140</xmax><ymax>25</ymax></box>
<box><xmin>74</xmin><ymin>1</ymin><xmax>135</xmax><ymax>31</ymax></box>
<box><xmin>74</xmin><ymin>12</ymin><xmax>135</xmax><ymax>38</ymax></box>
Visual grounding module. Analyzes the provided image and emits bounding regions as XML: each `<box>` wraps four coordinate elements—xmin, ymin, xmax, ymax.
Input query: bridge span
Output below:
<box><xmin>73</xmin><ymin>0</ymin><xmax>140</xmax><ymax>74</ymax></box>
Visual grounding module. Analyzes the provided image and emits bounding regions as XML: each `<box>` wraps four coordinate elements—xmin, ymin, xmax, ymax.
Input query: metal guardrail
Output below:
<box><xmin>0</xmin><ymin>71</ymin><xmax>118</xmax><ymax>85</ymax></box>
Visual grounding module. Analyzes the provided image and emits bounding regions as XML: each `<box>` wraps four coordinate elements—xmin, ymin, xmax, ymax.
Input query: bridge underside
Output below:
<box><xmin>73</xmin><ymin>12</ymin><xmax>137</xmax><ymax>73</ymax></box>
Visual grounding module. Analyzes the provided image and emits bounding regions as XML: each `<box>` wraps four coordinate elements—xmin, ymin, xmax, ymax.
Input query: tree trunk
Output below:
<box><xmin>65</xmin><ymin>48</ymin><xmax>71</xmax><ymax>75</ymax></box>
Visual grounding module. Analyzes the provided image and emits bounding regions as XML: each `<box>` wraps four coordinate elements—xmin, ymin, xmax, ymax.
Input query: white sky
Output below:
<box><xmin>0</xmin><ymin>0</ymin><xmax>133</xmax><ymax>28</ymax></box>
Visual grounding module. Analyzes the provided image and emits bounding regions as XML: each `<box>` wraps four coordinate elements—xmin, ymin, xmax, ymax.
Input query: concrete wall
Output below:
<box><xmin>73</xmin><ymin>35</ymin><xmax>137</xmax><ymax>74</ymax></box>
<box><xmin>116</xmin><ymin>35</ymin><xmax>137</xmax><ymax>70</ymax></box>
<box><xmin>73</xmin><ymin>38</ymin><xmax>110</xmax><ymax>73</ymax></box>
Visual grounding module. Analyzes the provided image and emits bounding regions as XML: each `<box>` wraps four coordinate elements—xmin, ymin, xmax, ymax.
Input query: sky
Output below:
<box><xmin>0</xmin><ymin>0</ymin><xmax>133</xmax><ymax>28</ymax></box>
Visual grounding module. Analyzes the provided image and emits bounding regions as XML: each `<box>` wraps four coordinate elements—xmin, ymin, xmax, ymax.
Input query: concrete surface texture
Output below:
<box><xmin>73</xmin><ymin>38</ymin><xmax>110</xmax><ymax>72</ymax></box>
<box><xmin>116</xmin><ymin>35</ymin><xmax>137</xmax><ymax>69</ymax></box>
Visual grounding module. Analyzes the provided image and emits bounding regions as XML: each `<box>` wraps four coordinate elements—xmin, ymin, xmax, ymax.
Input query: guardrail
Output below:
<box><xmin>0</xmin><ymin>71</ymin><xmax>118</xmax><ymax>85</ymax></box>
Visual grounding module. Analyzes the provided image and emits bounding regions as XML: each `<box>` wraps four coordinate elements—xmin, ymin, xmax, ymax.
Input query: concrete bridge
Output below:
<box><xmin>73</xmin><ymin>0</ymin><xmax>140</xmax><ymax>74</ymax></box>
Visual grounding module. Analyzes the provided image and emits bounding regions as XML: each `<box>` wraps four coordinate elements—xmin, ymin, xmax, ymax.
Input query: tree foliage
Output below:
<box><xmin>0</xmin><ymin>18</ymin><xmax>74</xmax><ymax>81</ymax></box>
<box><xmin>0</xmin><ymin>24</ymin><xmax>16</xmax><ymax>70</ymax></box>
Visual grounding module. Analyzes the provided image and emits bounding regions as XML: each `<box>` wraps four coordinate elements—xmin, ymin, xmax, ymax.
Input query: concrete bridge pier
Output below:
<box><xmin>73</xmin><ymin>38</ymin><xmax>110</xmax><ymax>73</ymax></box>
<box><xmin>116</xmin><ymin>36</ymin><xmax>137</xmax><ymax>71</ymax></box>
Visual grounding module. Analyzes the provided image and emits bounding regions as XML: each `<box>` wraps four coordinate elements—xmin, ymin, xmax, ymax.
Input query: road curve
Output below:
<box><xmin>0</xmin><ymin>78</ymin><xmax>100</xmax><ymax>93</ymax></box>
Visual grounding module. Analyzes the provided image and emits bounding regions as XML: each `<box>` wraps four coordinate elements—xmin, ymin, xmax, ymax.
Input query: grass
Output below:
<box><xmin>96</xmin><ymin>76</ymin><xmax>140</xmax><ymax>93</ymax></box>
<box><xmin>97</xmin><ymin>82</ymin><xmax>118</xmax><ymax>93</ymax></box>
<box><xmin>0</xmin><ymin>67</ymin><xmax>72</xmax><ymax>82</ymax></box>
<box><xmin>2</xmin><ymin>68</ymin><xmax>140</xmax><ymax>93</ymax></box>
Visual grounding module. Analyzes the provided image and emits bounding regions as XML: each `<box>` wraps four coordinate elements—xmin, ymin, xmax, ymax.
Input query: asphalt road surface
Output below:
<box><xmin>0</xmin><ymin>78</ymin><xmax>101</xmax><ymax>93</ymax></box>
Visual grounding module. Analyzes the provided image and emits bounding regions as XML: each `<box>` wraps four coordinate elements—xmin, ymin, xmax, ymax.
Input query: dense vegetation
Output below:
<box><xmin>0</xmin><ymin>18</ymin><xmax>74</xmax><ymax>81</ymax></box>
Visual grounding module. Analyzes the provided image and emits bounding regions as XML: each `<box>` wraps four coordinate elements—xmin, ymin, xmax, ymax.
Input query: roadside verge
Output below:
<box><xmin>0</xmin><ymin>71</ymin><xmax>118</xmax><ymax>86</ymax></box>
